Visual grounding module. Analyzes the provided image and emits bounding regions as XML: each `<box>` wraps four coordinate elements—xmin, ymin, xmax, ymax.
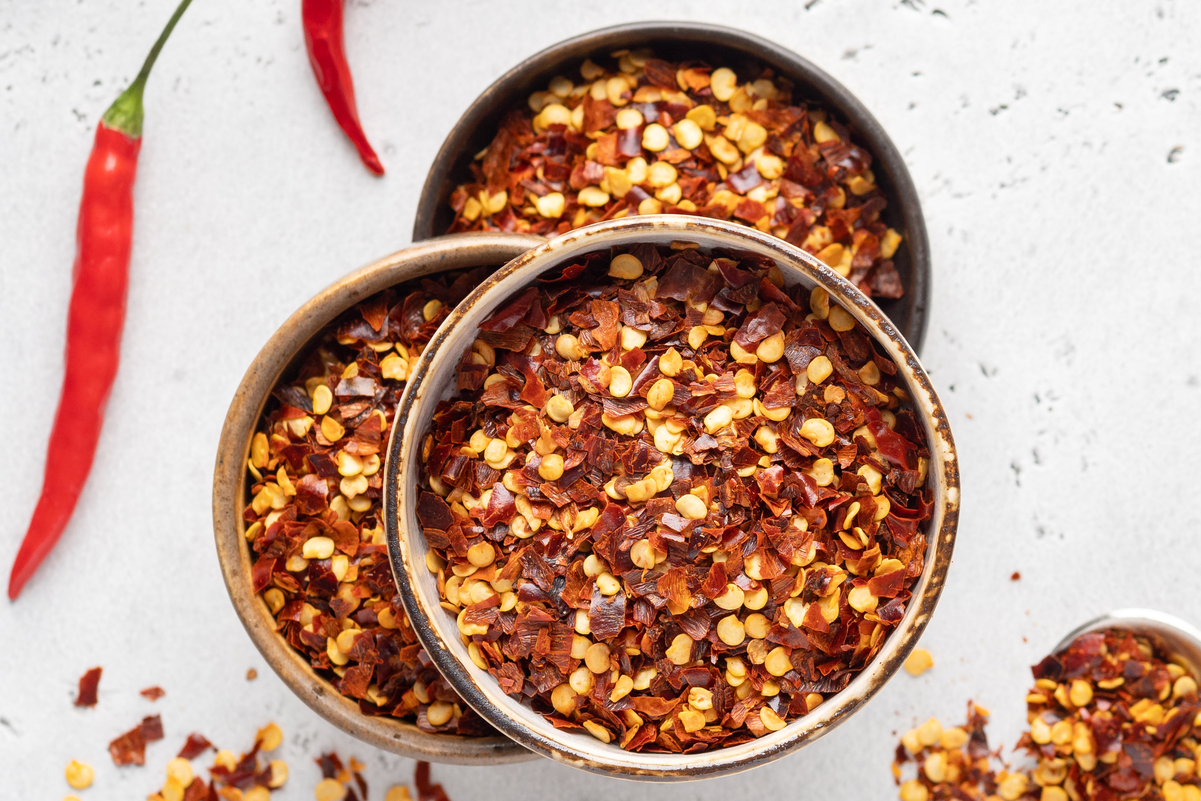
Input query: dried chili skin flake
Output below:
<box><xmin>415</xmin><ymin>761</ymin><xmax>451</xmax><ymax>801</ymax></box>
<box><xmin>241</xmin><ymin>273</ymin><xmax>495</xmax><ymax>735</ymax></box>
<box><xmin>140</xmin><ymin>685</ymin><xmax>166</xmax><ymax>701</ymax></box>
<box><xmin>109</xmin><ymin>725</ymin><xmax>146</xmax><ymax>766</ymax></box>
<box><xmin>178</xmin><ymin>732</ymin><xmax>213</xmax><ymax>759</ymax></box>
<box><xmin>419</xmin><ymin>244</ymin><xmax>934</xmax><ymax>752</ymax></box>
<box><xmin>75</xmin><ymin>666</ymin><xmax>102</xmax><ymax>707</ymax></box>
<box><xmin>447</xmin><ymin>53</ymin><xmax>906</xmax><ymax>301</ymax></box>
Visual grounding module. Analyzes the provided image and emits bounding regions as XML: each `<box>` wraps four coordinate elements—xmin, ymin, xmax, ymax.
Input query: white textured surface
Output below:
<box><xmin>1</xmin><ymin>0</ymin><xmax>1198</xmax><ymax>797</ymax></box>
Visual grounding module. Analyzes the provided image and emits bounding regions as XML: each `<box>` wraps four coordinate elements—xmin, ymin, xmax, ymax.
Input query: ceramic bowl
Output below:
<box><xmin>386</xmin><ymin>215</ymin><xmax>959</xmax><ymax>779</ymax></box>
<box><xmin>212</xmin><ymin>233</ymin><xmax>543</xmax><ymax>763</ymax></box>
<box><xmin>412</xmin><ymin>21</ymin><xmax>932</xmax><ymax>353</ymax></box>
<box><xmin>1053</xmin><ymin>609</ymin><xmax>1201</xmax><ymax>676</ymax></box>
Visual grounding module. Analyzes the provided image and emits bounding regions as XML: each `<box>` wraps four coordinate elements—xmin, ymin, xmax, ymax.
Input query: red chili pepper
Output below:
<box><xmin>302</xmin><ymin>0</ymin><xmax>385</xmax><ymax>175</ymax></box>
<box><xmin>7</xmin><ymin>0</ymin><xmax>193</xmax><ymax>601</ymax></box>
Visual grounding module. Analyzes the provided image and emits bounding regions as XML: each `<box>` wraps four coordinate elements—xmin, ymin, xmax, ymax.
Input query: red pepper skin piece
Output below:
<box><xmin>303</xmin><ymin>0</ymin><xmax>385</xmax><ymax>175</ymax></box>
<box><xmin>8</xmin><ymin>0</ymin><xmax>192</xmax><ymax>601</ymax></box>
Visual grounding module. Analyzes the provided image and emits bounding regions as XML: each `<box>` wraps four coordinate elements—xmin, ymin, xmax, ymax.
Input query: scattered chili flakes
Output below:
<box><xmin>1010</xmin><ymin>571</ymin><xmax>1021</xmax><ymax>581</ymax></box>
<box><xmin>242</xmin><ymin>271</ymin><xmax>500</xmax><ymax>735</ymax></box>
<box><xmin>75</xmin><ymin>666</ymin><xmax>102</xmax><ymax>707</ymax></box>
<box><xmin>108</xmin><ymin>714</ymin><xmax>164</xmax><ymax>766</ymax></box>
<box><xmin>140</xmin><ymin>686</ymin><xmax>166</xmax><ymax>701</ymax></box>
<box><xmin>448</xmin><ymin>52</ymin><xmax>906</xmax><ymax>300</ymax></box>
<box><xmin>205</xmin><ymin>726</ymin><xmax>288</xmax><ymax>799</ymax></box>
<box><xmin>419</xmin><ymin>243</ymin><xmax>934</xmax><ymax>752</ymax></box>
<box><xmin>314</xmin><ymin>752</ymin><xmax>369</xmax><ymax>801</ymax></box>
<box><xmin>893</xmin><ymin>702</ymin><xmax>1002</xmax><ymax>801</ymax></box>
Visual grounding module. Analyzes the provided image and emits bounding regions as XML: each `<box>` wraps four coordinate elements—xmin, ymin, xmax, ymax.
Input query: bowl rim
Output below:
<box><xmin>411</xmin><ymin>19</ymin><xmax>932</xmax><ymax>355</ymax></box>
<box><xmin>211</xmin><ymin>232</ymin><xmax>544</xmax><ymax>764</ymax></box>
<box><xmin>385</xmin><ymin>215</ymin><xmax>959</xmax><ymax>780</ymax></box>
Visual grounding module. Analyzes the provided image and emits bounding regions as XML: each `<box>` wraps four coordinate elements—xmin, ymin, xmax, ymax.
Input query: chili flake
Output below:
<box><xmin>108</xmin><ymin>714</ymin><xmax>164</xmax><ymax>766</ymax></box>
<box><xmin>242</xmin><ymin>269</ymin><xmax>499</xmax><ymax>734</ymax></box>
<box><xmin>418</xmin><ymin>244</ymin><xmax>933</xmax><ymax>752</ymax></box>
<box><xmin>75</xmin><ymin>666</ymin><xmax>102</xmax><ymax>707</ymax></box>
<box><xmin>447</xmin><ymin>51</ymin><xmax>906</xmax><ymax>300</ymax></box>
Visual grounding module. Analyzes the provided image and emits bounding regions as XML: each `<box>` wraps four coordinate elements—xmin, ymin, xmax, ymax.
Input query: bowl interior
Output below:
<box><xmin>413</xmin><ymin>21</ymin><xmax>930</xmax><ymax>354</ymax></box>
<box><xmin>1053</xmin><ymin>609</ymin><xmax>1201</xmax><ymax>678</ymax></box>
<box><xmin>388</xmin><ymin>216</ymin><xmax>957</xmax><ymax>779</ymax></box>
<box><xmin>213</xmin><ymin>234</ymin><xmax>544</xmax><ymax>763</ymax></box>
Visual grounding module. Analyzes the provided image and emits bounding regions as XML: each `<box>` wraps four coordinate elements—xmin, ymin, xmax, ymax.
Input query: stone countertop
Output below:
<box><xmin>2</xmin><ymin>0</ymin><xmax>1198</xmax><ymax>797</ymax></box>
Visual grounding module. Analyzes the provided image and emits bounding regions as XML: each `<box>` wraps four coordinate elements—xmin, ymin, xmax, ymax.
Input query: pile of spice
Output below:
<box><xmin>892</xmin><ymin>629</ymin><xmax>1201</xmax><ymax>801</ymax></box>
<box><xmin>445</xmin><ymin>50</ymin><xmax>906</xmax><ymax>300</ymax></box>
<box><xmin>893</xmin><ymin>704</ymin><xmax>1022</xmax><ymax>801</ymax></box>
<box><xmin>417</xmin><ymin>243</ymin><xmax>934</xmax><ymax>752</ymax></box>
<box><xmin>242</xmin><ymin>269</ymin><xmax>496</xmax><ymax>734</ymax></box>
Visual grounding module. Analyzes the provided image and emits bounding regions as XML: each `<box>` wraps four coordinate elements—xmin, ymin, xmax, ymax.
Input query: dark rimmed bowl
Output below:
<box><xmin>412</xmin><ymin>21</ymin><xmax>931</xmax><ymax>354</ymax></box>
<box><xmin>385</xmin><ymin>216</ymin><xmax>959</xmax><ymax>780</ymax></box>
<box><xmin>212</xmin><ymin>233</ymin><xmax>543</xmax><ymax>763</ymax></box>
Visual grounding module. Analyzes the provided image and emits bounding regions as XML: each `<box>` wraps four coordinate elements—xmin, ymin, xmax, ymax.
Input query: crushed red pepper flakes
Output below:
<box><xmin>419</xmin><ymin>243</ymin><xmax>933</xmax><ymax>752</ymax></box>
<box><xmin>893</xmin><ymin>702</ymin><xmax>1003</xmax><ymax>801</ymax></box>
<box><xmin>75</xmin><ymin>666</ymin><xmax>102</xmax><ymax>707</ymax></box>
<box><xmin>178</xmin><ymin>732</ymin><xmax>213</xmax><ymax>760</ymax></box>
<box><xmin>1019</xmin><ymin>628</ymin><xmax>1201</xmax><ymax>801</ymax></box>
<box><xmin>415</xmin><ymin>761</ymin><xmax>450</xmax><ymax>801</ymax></box>
<box><xmin>242</xmin><ymin>270</ymin><xmax>500</xmax><ymax>735</ymax></box>
<box><xmin>1010</xmin><ymin>571</ymin><xmax>1021</xmax><ymax>582</ymax></box>
<box><xmin>141</xmin><ymin>685</ymin><xmax>166</xmax><ymax>701</ymax></box>
<box><xmin>314</xmin><ymin>752</ymin><xmax>369</xmax><ymax>801</ymax></box>
<box><xmin>892</xmin><ymin>630</ymin><xmax>1201</xmax><ymax>801</ymax></box>
<box><xmin>203</xmin><ymin>726</ymin><xmax>288</xmax><ymax>799</ymax></box>
<box><xmin>109</xmin><ymin>714</ymin><xmax>164</xmax><ymax>766</ymax></box>
<box><xmin>448</xmin><ymin>52</ymin><xmax>906</xmax><ymax>300</ymax></box>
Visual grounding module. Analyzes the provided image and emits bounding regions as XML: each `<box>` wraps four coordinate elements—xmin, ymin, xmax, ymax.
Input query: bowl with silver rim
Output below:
<box><xmin>385</xmin><ymin>214</ymin><xmax>959</xmax><ymax>780</ymax></box>
<box><xmin>1053</xmin><ymin>609</ymin><xmax>1201</xmax><ymax>676</ymax></box>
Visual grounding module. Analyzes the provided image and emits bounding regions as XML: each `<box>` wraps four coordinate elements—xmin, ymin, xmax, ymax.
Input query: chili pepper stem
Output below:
<box><xmin>101</xmin><ymin>0</ymin><xmax>193</xmax><ymax>138</ymax></box>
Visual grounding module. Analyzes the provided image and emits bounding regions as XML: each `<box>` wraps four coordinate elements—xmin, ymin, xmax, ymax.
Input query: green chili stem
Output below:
<box><xmin>101</xmin><ymin>0</ymin><xmax>194</xmax><ymax>138</ymax></box>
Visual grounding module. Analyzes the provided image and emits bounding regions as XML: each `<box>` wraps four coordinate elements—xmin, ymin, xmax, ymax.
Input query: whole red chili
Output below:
<box><xmin>302</xmin><ymin>0</ymin><xmax>385</xmax><ymax>175</ymax></box>
<box><xmin>7</xmin><ymin>0</ymin><xmax>193</xmax><ymax>601</ymax></box>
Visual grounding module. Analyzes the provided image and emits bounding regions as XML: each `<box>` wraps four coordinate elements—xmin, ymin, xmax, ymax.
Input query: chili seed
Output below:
<box><xmin>904</xmin><ymin>648</ymin><xmax>934</xmax><ymax>676</ymax></box>
<box><xmin>65</xmin><ymin>760</ymin><xmax>93</xmax><ymax>790</ymax></box>
<box><xmin>315</xmin><ymin>778</ymin><xmax>347</xmax><ymax>801</ymax></box>
<box><xmin>608</xmin><ymin>253</ymin><xmax>644</xmax><ymax>280</ymax></box>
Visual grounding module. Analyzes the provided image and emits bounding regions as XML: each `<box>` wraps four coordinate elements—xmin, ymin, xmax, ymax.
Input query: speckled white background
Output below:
<box><xmin>2</xmin><ymin>0</ymin><xmax>1199</xmax><ymax>797</ymax></box>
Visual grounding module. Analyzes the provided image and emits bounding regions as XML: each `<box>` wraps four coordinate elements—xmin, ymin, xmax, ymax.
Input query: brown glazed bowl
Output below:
<box><xmin>386</xmin><ymin>216</ymin><xmax>959</xmax><ymax>780</ymax></box>
<box><xmin>412</xmin><ymin>21</ymin><xmax>931</xmax><ymax>354</ymax></box>
<box><xmin>213</xmin><ymin>233</ymin><xmax>542</xmax><ymax>764</ymax></box>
